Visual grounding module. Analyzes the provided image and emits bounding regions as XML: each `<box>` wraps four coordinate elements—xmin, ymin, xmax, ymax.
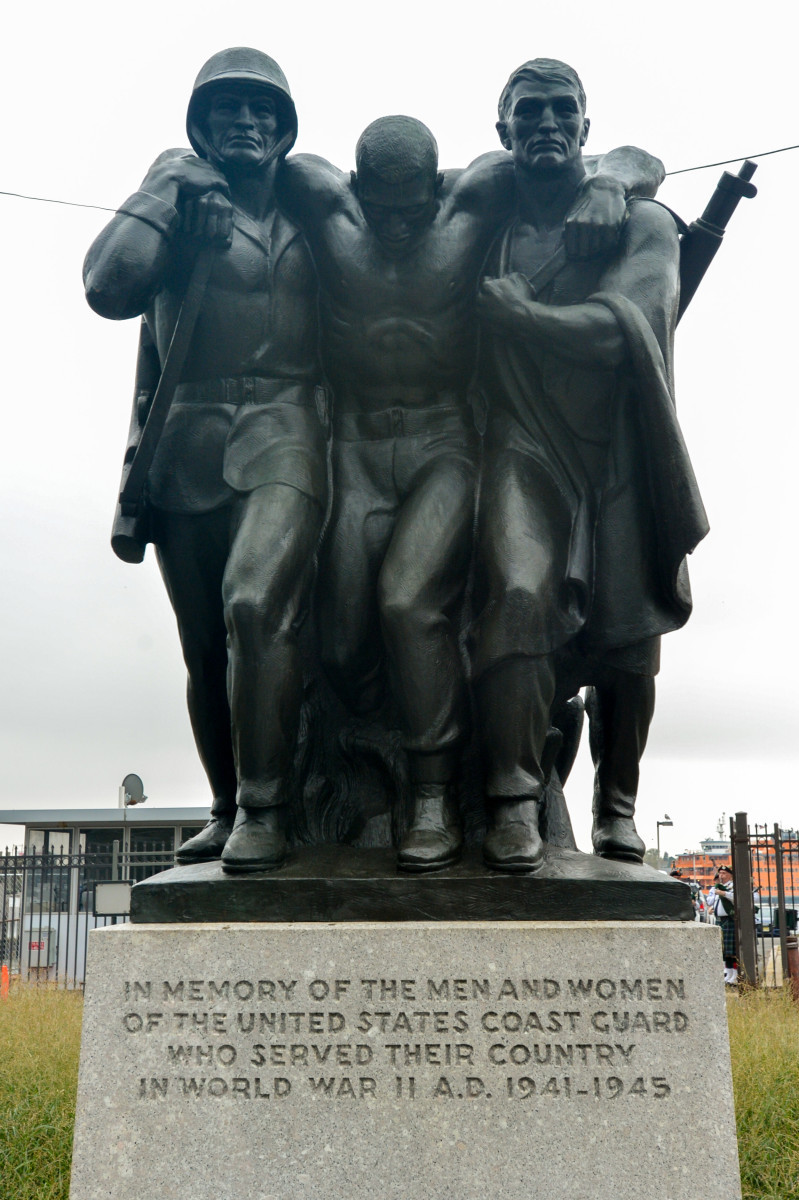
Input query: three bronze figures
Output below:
<box><xmin>84</xmin><ymin>49</ymin><xmax>754</xmax><ymax>878</ymax></box>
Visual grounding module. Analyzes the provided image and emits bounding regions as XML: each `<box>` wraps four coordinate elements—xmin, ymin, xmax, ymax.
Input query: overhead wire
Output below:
<box><xmin>0</xmin><ymin>190</ymin><xmax>115</xmax><ymax>212</ymax></box>
<box><xmin>665</xmin><ymin>143</ymin><xmax>799</xmax><ymax>175</ymax></box>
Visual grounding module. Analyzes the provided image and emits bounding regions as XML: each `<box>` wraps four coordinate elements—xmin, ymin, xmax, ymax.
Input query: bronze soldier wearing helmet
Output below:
<box><xmin>84</xmin><ymin>48</ymin><xmax>327</xmax><ymax>872</ymax></box>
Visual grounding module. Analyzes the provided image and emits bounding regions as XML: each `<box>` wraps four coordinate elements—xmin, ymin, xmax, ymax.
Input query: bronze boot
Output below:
<box><xmin>591</xmin><ymin>793</ymin><xmax>645</xmax><ymax>863</ymax></box>
<box><xmin>397</xmin><ymin>784</ymin><xmax>463</xmax><ymax>873</ymax></box>
<box><xmin>221</xmin><ymin>806</ymin><xmax>288</xmax><ymax>873</ymax></box>
<box><xmin>586</xmin><ymin>679</ymin><xmax>650</xmax><ymax>864</ymax></box>
<box><xmin>483</xmin><ymin>797</ymin><xmax>544</xmax><ymax>873</ymax></box>
<box><xmin>176</xmin><ymin>797</ymin><xmax>235</xmax><ymax>863</ymax></box>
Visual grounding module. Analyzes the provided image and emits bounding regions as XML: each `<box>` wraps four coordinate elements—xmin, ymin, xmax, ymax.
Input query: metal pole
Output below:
<box><xmin>773</xmin><ymin>823</ymin><xmax>789</xmax><ymax>982</ymax></box>
<box><xmin>732</xmin><ymin>812</ymin><xmax>757</xmax><ymax>985</ymax></box>
<box><xmin>46</xmin><ymin>850</ymin><xmax>56</xmax><ymax>985</ymax></box>
<box><xmin>0</xmin><ymin>849</ymin><xmax>7</xmax><ymax>973</ymax></box>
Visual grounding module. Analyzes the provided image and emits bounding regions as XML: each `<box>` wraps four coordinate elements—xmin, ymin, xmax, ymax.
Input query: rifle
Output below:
<box><xmin>678</xmin><ymin>160</ymin><xmax>758</xmax><ymax>322</ymax></box>
<box><xmin>111</xmin><ymin>246</ymin><xmax>214</xmax><ymax>563</ymax></box>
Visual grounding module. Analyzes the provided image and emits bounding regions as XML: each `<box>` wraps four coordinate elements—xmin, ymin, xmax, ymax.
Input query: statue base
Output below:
<box><xmin>131</xmin><ymin>845</ymin><xmax>693</xmax><ymax>923</ymax></box>
<box><xmin>70</xmin><ymin>920</ymin><xmax>740</xmax><ymax>1199</ymax></box>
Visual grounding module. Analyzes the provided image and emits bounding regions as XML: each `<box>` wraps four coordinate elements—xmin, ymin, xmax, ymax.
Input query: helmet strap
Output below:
<box><xmin>262</xmin><ymin>129</ymin><xmax>295</xmax><ymax>168</ymax></box>
<box><xmin>201</xmin><ymin>126</ymin><xmax>295</xmax><ymax>174</ymax></box>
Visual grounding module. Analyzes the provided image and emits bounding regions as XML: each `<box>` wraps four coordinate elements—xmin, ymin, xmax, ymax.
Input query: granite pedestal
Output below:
<box><xmin>70</xmin><ymin>920</ymin><xmax>741</xmax><ymax>1200</ymax></box>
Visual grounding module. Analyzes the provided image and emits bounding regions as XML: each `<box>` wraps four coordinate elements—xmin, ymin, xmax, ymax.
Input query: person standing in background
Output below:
<box><xmin>711</xmin><ymin>865</ymin><xmax>737</xmax><ymax>984</ymax></box>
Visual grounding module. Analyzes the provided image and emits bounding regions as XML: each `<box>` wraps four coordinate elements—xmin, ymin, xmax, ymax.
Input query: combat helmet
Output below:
<box><xmin>186</xmin><ymin>47</ymin><xmax>298</xmax><ymax>167</ymax></box>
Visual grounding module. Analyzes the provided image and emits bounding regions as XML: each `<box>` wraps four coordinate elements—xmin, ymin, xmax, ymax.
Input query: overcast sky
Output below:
<box><xmin>1</xmin><ymin>0</ymin><xmax>796</xmax><ymax>857</ymax></box>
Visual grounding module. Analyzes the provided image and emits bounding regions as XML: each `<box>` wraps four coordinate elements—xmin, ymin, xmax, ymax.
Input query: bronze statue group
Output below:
<box><xmin>84</xmin><ymin>49</ymin><xmax>707</xmax><ymax>877</ymax></box>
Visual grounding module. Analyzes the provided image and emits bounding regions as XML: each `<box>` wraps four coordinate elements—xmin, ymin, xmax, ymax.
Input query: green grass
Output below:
<box><xmin>0</xmin><ymin>982</ymin><xmax>797</xmax><ymax>1198</ymax></box>
<box><xmin>0</xmin><ymin>984</ymin><xmax>83</xmax><ymax>1200</ymax></box>
<box><xmin>728</xmin><ymin>987</ymin><xmax>799</xmax><ymax>1199</ymax></box>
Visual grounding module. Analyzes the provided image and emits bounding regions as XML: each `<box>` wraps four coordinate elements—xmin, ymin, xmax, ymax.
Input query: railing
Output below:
<box><xmin>730</xmin><ymin>813</ymin><xmax>799</xmax><ymax>988</ymax></box>
<box><xmin>0</xmin><ymin>846</ymin><xmax>176</xmax><ymax>988</ymax></box>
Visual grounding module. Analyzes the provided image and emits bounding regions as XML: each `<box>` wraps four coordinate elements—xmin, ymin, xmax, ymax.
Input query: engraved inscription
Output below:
<box><xmin>122</xmin><ymin>975</ymin><xmax>687</xmax><ymax>1104</ymax></box>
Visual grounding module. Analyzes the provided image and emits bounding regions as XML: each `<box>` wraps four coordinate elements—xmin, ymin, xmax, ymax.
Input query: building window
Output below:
<box><xmin>179</xmin><ymin>825</ymin><xmax>205</xmax><ymax>846</ymax></box>
<box><xmin>23</xmin><ymin>832</ymin><xmax>72</xmax><ymax>914</ymax></box>
<box><xmin>128</xmin><ymin>828</ymin><xmax>175</xmax><ymax>883</ymax></box>
<box><xmin>27</xmin><ymin>829</ymin><xmax>72</xmax><ymax>855</ymax></box>
<box><xmin>78</xmin><ymin>830</ymin><xmax>126</xmax><ymax>909</ymax></box>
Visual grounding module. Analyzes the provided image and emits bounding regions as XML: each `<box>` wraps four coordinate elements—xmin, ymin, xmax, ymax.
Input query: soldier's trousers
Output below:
<box><xmin>319</xmin><ymin>406</ymin><xmax>478</xmax><ymax>783</ymax></box>
<box><xmin>472</xmin><ymin>445</ymin><xmax>658</xmax><ymax>808</ymax></box>
<box><xmin>153</xmin><ymin>483</ymin><xmax>323</xmax><ymax>812</ymax></box>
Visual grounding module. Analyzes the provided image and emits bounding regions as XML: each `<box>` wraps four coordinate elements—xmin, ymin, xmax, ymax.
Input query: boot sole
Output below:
<box><xmin>397</xmin><ymin>850</ymin><xmax>463</xmax><ymax>874</ymax></box>
<box><xmin>595</xmin><ymin>849</ymin><xmax>645</xmax><ymax>865</ymax></box>
<box><xmin>176</xmin><ymin>836</ymin><xmax>232</xmax><ymax>864</ymax></box>
<box><xmin>221</xmin><ymin>855</ymin><xmax>287</xmax><ymax>874</ymax></box>
<box><xmin>483</xmin><ymin>856</ymin><xmax>545</xmax><ymax>875</ymax></box>
<box><xmin>175</xmin><ymin>850</ymin><xmax>226</xmax><ymax>864</ymax></box>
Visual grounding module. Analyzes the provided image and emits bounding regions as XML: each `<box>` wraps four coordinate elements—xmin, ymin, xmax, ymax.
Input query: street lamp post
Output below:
<box><xmin>656</xmin><ymin>815</ymin><xmax>674</xmax><ymax>869</ymax></box>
